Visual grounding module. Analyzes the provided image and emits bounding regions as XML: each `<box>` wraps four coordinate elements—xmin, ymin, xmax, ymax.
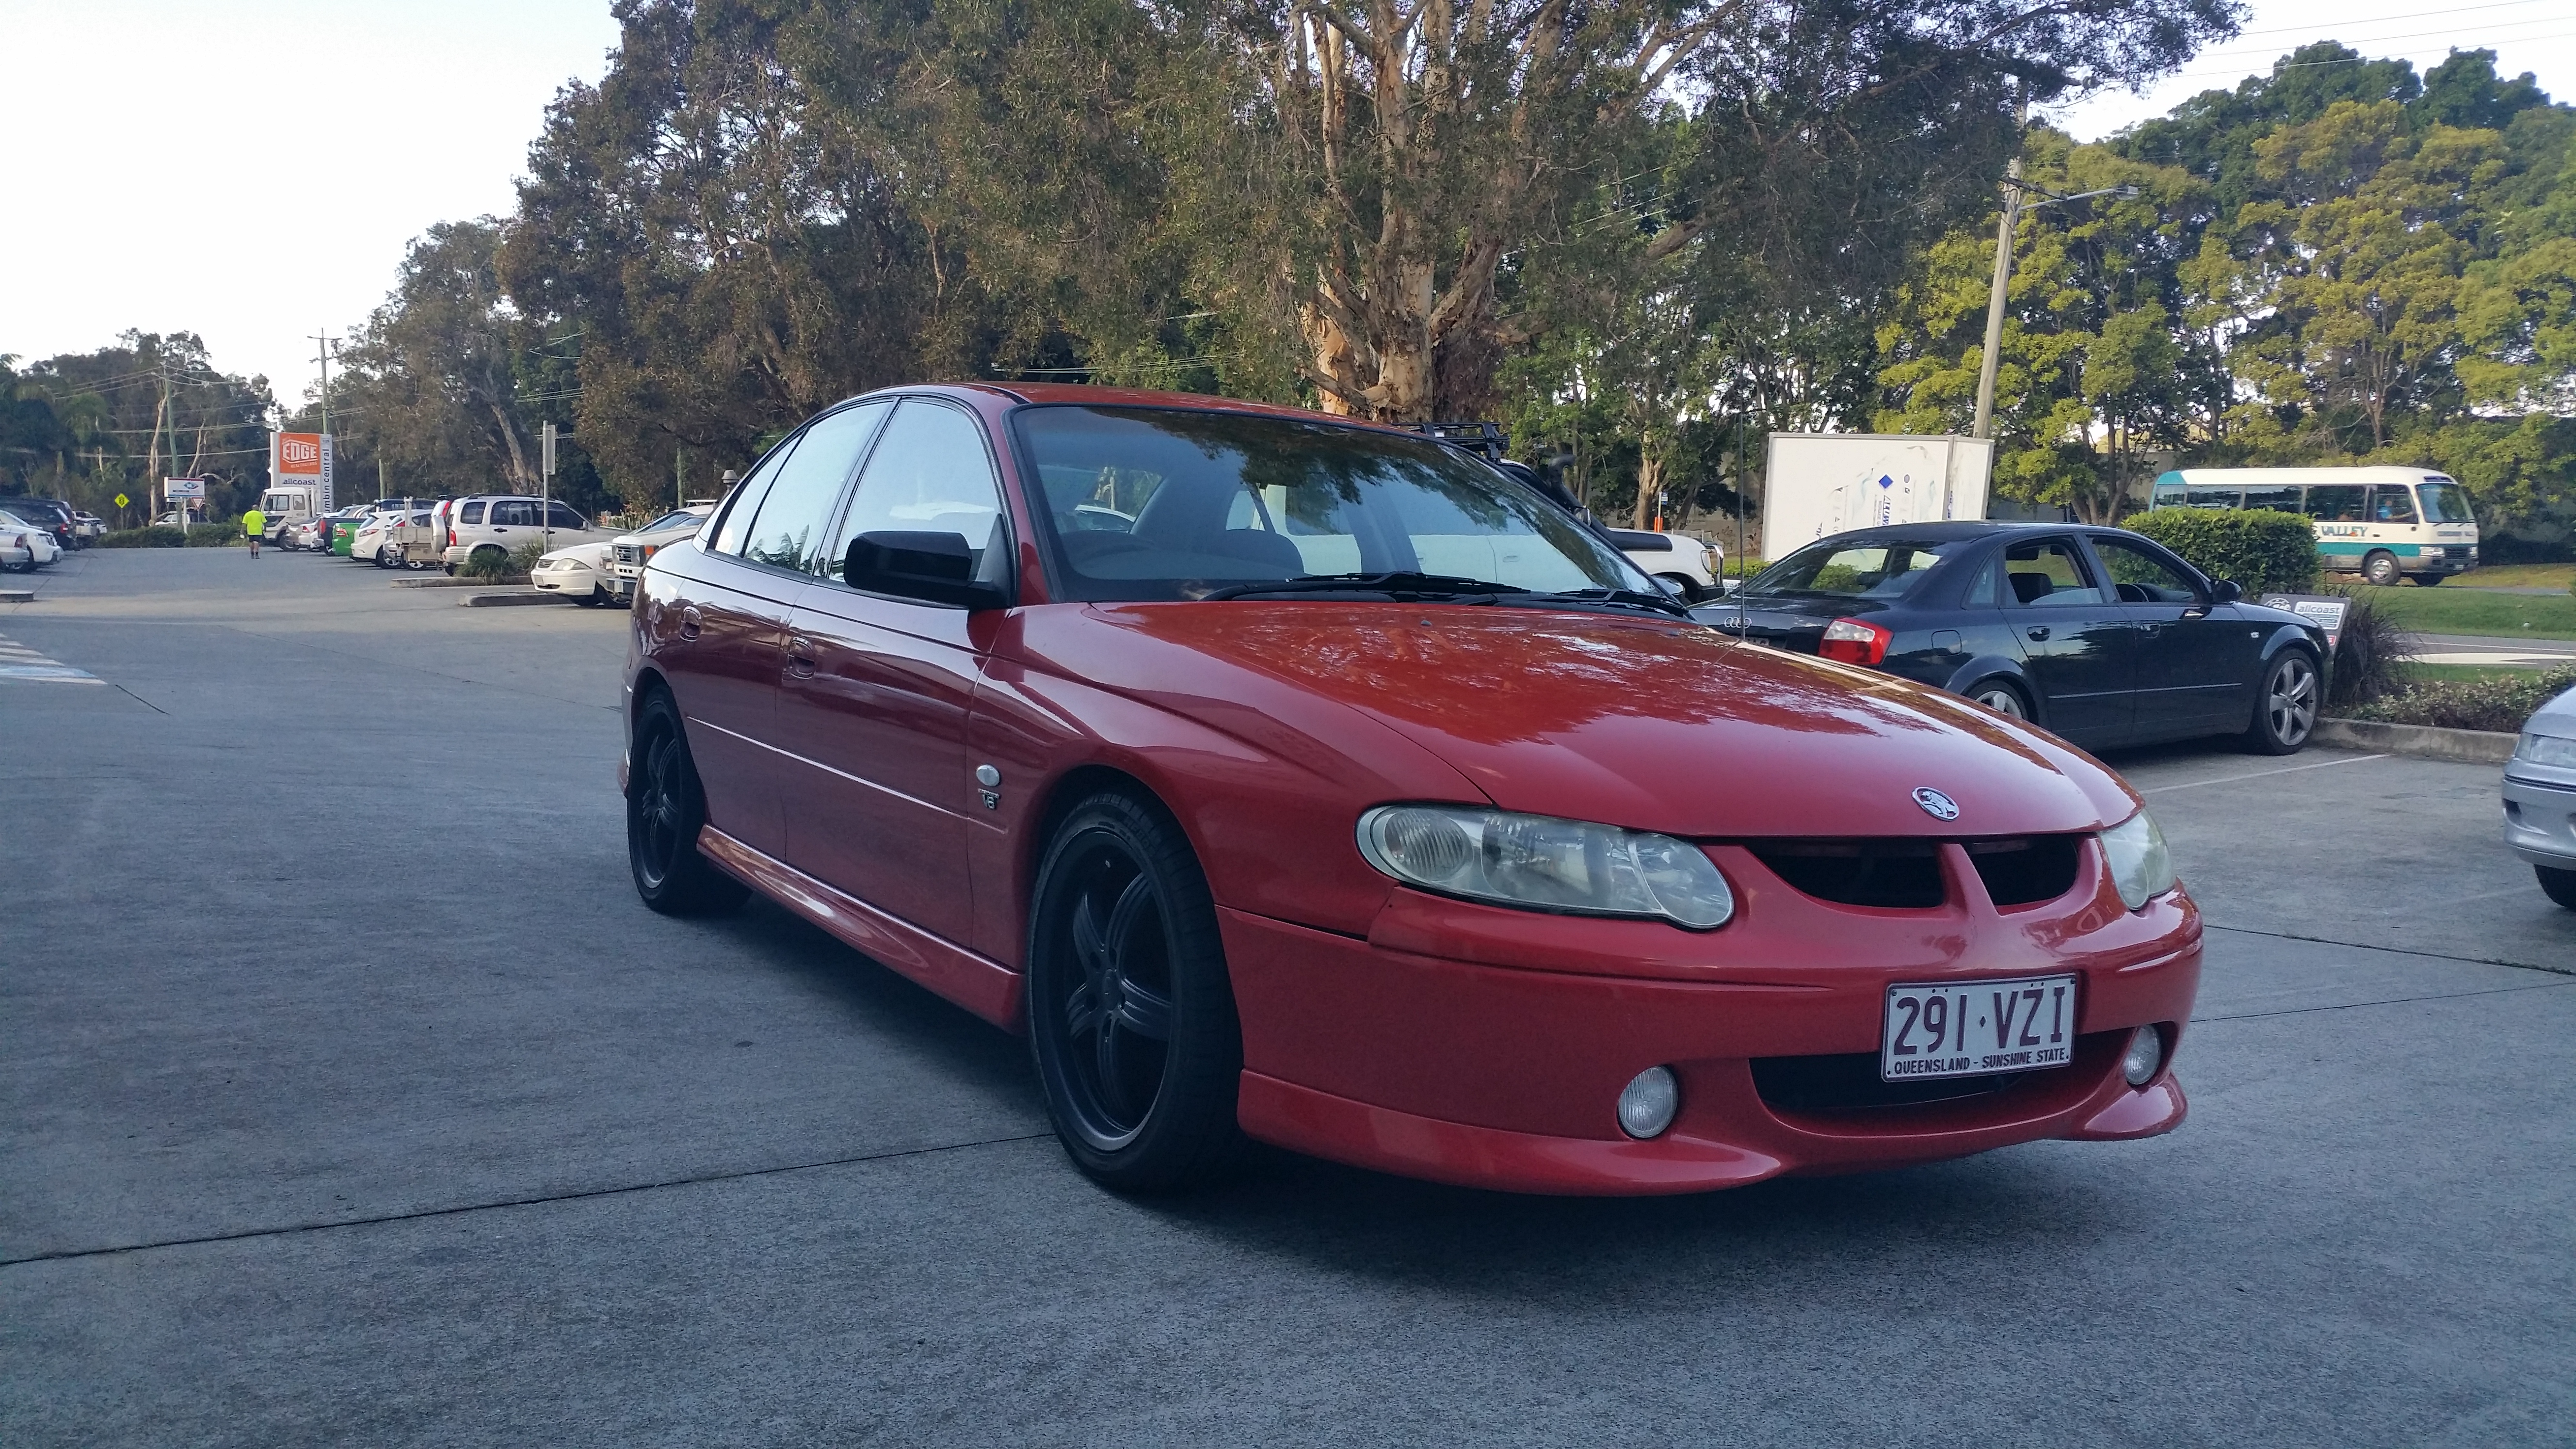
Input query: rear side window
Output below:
<box><xmin>740</xmin><ymin>401</ymin><xmax>891</xmax><ymax>572</ymax></box>
<box><xmin>2302</xmin><ymin>485</ymin><xmax>2365</xmax><ymax>522</ymax></box>
<box><xmin>2001</xmin><ymin>537</ymin><xmax>2106</xmax><ymax>607</ymax></box>
<box><xmin>490</xmin><ymin>499</ymin><xmax>537</xmax><ymax>527</ymax></box>
<box><xmin>461</xmin><ymin>501</ymin><xmax>486</xmax><ymax>524</ymax></box>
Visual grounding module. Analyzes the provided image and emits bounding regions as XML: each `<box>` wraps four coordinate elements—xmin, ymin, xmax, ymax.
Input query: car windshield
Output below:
<box><xmin>1013</xmin><ymin>405</ymin><xmax>1641</xmax><ymax>603</ymax></box>
<box><xmin>2419</xmin><ymin>483</ymin><xmax>2476</xmax><ymax>523</ymax></box>
<box><xmin>1748</xmin><ymin>537</ymin><xmax>1962</xmax><ymax>598</ymax></box>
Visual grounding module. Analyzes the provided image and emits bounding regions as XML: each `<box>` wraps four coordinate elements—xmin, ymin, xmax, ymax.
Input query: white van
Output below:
<box><xmin>2149</xmin><ymin>466</ymin><xmax>2479</xmax><ymax>585</ymax></box>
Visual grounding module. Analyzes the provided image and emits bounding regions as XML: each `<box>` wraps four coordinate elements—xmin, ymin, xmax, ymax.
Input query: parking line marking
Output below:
<box><xmin>2141</xmin><ymin>753</ymin><xmax>2388</xmax><ymax>794</ymax></box>
<box><xmin>0</xmin><ymin>633</ymin><xmax>103</xmax><ymax>684</ymax></box>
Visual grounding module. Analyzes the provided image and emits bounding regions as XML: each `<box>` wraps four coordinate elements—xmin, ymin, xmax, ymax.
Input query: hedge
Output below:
<box><xmin>97</xmin><ymin>523</ymin><xmax>245</xmax><ymax>548</ymax></box>
<box><xmin>2123</xmin><ymin>508</ymin><xmax>2318</xmax><ymax>594</ymax></box>
<box><xmin>2343</xmin><ymin>665</ymin><xmax>2576</xmax><ymax>733</ymax></box>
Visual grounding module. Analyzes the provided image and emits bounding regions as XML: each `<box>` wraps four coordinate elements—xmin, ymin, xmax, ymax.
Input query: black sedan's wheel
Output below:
<box><xmin>1027</xmin><ymin>790</ymin><xmax>1241</xmax><ymax>1192</ymax></box>
<box><xmin>627</xmin><ymin>691</ymin><xmax>749</xmax><ymax>916</ymax></box>
<box><xmin>2244</xmin><ymin>649</ymin><xmax>2319</xmax><ymax>755</ymax></box>
<box><xmin>2537</xmin><ymin>866</ymin><xmax>2576</xmax><ymax>911</ymax></box>
<box><xmin>2362</xmin><ymin>551</ymin><xmax>2400</xmax><ymax>587</ymax></box>
<box><xmin>2410</xmin><ymin>572</ymin><xmax>2444</xmax><ymax>586</ymax></box>
<box><xmin>1967</xmin><ymin>678</ymin><xmax>2030</xmax><ymax>720</ymax></box>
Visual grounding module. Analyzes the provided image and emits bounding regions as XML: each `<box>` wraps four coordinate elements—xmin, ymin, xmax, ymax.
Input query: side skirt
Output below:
<box><xmin>696</xmin><ymin>824</ymin><xmax>1023</xmax><ymax>1031</ymax></box>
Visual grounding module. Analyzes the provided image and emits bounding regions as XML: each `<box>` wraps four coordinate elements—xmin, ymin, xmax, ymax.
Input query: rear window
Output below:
<box><xmin>1749</xmin><ymin>538</ymin><xmax>1961</xmax><ymax>599</ymax></box>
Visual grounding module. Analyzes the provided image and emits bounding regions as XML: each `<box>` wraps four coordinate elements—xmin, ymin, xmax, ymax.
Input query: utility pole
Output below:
<box><xmin>1972</xmin><ymin>90</ymin><xmax>2030</xmax><ymax>442</ymax></box>
<box><xmin>541</xmin><ymin>421</ymin><xmax>558</xmax><ymax>553</ymax></box>
<box><xmin>155</xmin><ymin>355</ymin><xmax>171</xmax><ymax>522</ymax></box>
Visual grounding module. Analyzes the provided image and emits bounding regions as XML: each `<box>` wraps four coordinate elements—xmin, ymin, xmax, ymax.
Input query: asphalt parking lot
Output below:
<box><xmin>5</xmin><ymin>549</ymin><xmax>2572</xmax><ymax>1447</ymax></box>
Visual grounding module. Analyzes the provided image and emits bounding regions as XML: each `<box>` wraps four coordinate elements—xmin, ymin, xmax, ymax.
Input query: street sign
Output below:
<box><xmin>114</xmin><ymin>493</ymin><xmax>129</xmax><ymax>508</ymax></box>
<box><xmin>164</xmin><ymin>478</ymin><xmax>207</xmax><ymax>499</ymax></box>
<box><xmin>274</xmin><ymin>431</ymin><xmax>334</xmax><ymax>511</ymax></box>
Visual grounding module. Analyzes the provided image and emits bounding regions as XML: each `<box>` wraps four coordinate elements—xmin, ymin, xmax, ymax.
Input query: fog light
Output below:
<box><xmin>2121</xmin><ymin>1027</ymin><xmax>2164</xmax><ymax>1088</ymax></box>
<box><xmin>1617</xmin><ymin>1066</ymin><xmax>1679</xmax><ymax>1139</ymax></box>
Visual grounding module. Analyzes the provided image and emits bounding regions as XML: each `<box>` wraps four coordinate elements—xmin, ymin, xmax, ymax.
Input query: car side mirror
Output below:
<box><xmin>2211</xmin><ymin>579</ymin><xmax>2242</xmax><ymax>603</ymax></box>
<box><xmin>843</xmin><ymin>531</ymin><xmax>1007</xmax><ymax>610</ymax></box>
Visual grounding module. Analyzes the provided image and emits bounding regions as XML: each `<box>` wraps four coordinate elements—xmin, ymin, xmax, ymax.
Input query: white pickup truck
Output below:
<box><xmin>605</xmin><ymin>503</ymin><xmax>715</xmax><ymax>603</ymax></box>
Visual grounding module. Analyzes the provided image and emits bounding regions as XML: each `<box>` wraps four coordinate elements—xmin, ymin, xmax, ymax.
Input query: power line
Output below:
<box><xmin>2172</xmin><ymin>29</ymin><xmax>2576</xmax><ymax>80</ymax></box>
<box><xmin>2229</xmin><ymin>0</ymin><xmax>2557</xmax><ymax>39</ymax></box>
<box><xmin>2195</xmin><ymin>16</ymin><xmax>2576</xmax><ymax>61</ymax></box>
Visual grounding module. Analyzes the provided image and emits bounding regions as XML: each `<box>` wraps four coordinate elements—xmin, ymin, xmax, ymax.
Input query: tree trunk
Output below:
<box><xmin>1633</xmin><ymin>450</ymin><xmax>1664</xmax><ymax>529</ymax></box>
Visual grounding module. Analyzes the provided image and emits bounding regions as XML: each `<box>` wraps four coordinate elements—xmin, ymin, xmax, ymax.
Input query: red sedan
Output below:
<box><xmin>623</xmin><ymin>384</ymin><xmax>2197</xmax><ymax>1194</ymax></box>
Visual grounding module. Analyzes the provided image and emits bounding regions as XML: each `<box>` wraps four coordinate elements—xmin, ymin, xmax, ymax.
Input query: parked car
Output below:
<box><xmin>2504</xmin><ymin>681</ymin><xmax>2576</xmax><ymax>909</ymax></box>
<box><xmin>439</xmin><ymin>496</ymin><xmax>607</xmax><ymax>572</ymax></box>
<box><xmin>605</xmin><ymin>504</ymin><xmax>715</xmax><ymax>603</ymax></box>
<box><xmin>1</xmin><ymin>509</ymin><xmax>64</xmax><ymax>570</ymax></box>
<box><xmin>5</xmin><ymin>498</ymin><xmax>81</xmax><ymax>552</ymax></box>
<box><xmin>1606</xmin><ymin>528</ymin><xmax>1720</xmax><ymax>601</ymax></box>
<box><xmin>531</xmin><ymin>541</ymin><xmax>618</xmax><ymax>603</ymax></box>
<box><xmin>624</xmin><ymin>383</ymin><xmax>2197</xmax><ymax>1197</ymax></box>
<box><xmin>351</xmin><ymin>509</ymin><xmax>435</xmax><ymax>568</ymax></box>
<box><xmin>72</xmin><ymin>511</ymin><xmax>106</xmax><ymax>541</ymax></box>
<box><xmin>1693</xmin><ymin>521</ymin><xmax>2331</xmax><ymax>756</ymax></box>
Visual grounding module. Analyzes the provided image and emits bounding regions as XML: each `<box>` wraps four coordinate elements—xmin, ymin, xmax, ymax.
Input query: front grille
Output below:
<box><xmin>1964</xmin><ymin>836</ymin><xmax>2083</xmax><ymax>906</ymax></box>
<box><xmin>1743</xmin><ymin>836</ymin><xmax>2086</xmax><ymax>910</ymax></box>
<box><xmin>1745</xmin><ymin>839</ymin><xmax>1944</xmax><ymax>908</ymax></box>
<box><xmin>1752</xmin><ymin>1051</ymin><xmax>2040</xmax><ymax>1112</ymax></box>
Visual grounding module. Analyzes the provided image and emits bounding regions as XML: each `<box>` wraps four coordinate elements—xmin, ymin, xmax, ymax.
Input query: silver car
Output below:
<box><xmin>2503</xmin><ymin>681</ymin><xmax>2576</xmax><ymax>910</ymax></box>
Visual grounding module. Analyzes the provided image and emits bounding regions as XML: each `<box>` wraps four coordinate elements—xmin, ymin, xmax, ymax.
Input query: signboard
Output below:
<box><xmin>1762</xmin><ymin>434</ymin><xmax>1995</xmax><ymax>563</ymax></box>
<box><xmin>2260</xmin><ymin>593</ymin><xmax>2351</xmax><ymax>651</ymax></box>
<box><xmin>164</xmin><ymin>478</ymin><xmax>207</xmax><ymax>499</ymax></box>
<box><xmin>274</xmin><ymin>431</ymin><xmax>334</xmax><ymax>511</ymax></box>
<box><xmin>113</xmin><ymin>493</ymin><xmax>129</xmax><ymax>508</ymax></box>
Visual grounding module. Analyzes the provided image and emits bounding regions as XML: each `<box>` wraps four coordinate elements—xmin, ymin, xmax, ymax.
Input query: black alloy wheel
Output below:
<box><xmin>626</xmin><ymin>690</ymin><xmax>749</xmax><ymax>916</ymax></box>
<box><xmin>1968</xmin><ymin>679</ymin><xmax>2030</xmax><ymax>720</ymax></box>
<box><xmin>2245</xmin><ymin>649</ymin><xmax>2319</xmax><ymax>755</ymax></box>
<box><xmin>2362</xmin><ymin>551</ymin><xmax>2401</xmax><ymax>587</ymax></box>
<box><xmin>1027</xmin><ymin>791</ymin><xmax>1241</xmax><ymax>1191</ymax></box>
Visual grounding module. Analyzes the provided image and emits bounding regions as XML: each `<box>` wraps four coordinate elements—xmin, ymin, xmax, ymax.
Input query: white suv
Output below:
<box><xmin>605</xmin><ymin>504</ymin><xmax>715</xmax><ymax>603</ymax></box>
<box><xmin>439</xmin><ymin>496</ymin><xmax>608</xmax><ymax>572</ymax></box>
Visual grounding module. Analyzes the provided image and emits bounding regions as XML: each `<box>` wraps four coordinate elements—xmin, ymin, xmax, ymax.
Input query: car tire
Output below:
<box><xmin>1965</xmin><ymin>678</ymin><xmax>2030</xmax><ymax>720</ymax></box>
<box><xmin>1027</xmin><ymin>789</ymin><xmax>1243</xmax><ymax>1193</ymax></box>
<box><xmin>627</xmin><ymin>690</ymin><xmax>750</xmax><ymax>917</ymax></box>
<box><xmin>2362</xmin><ymin>550</ymin><xmax>2400</xmax><ymax>587</ymax></box>
<box><xmin>2243</xmin><ymin>648</ymin><xmax>2319</xmax><ymax>755</ymax></box>
<box><xmin>2537</xmin><ymin>865</ymin><xmax>2576</xmax><ymax>911</ymax></box>
<box><xmin>2410</xmin><ymin>572</ymin><xmax>2443</xmax><ymax>586</ymax></box>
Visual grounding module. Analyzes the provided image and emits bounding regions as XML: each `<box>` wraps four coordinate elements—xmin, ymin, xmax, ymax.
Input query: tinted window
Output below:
<box><xmin>2369</xmin><ymin>486</ymin><xmax>2418</xmax><ymax>524</ymax></box>
<box><xmin>2302</xmin><ymin>485</ymin><xmax>2366</xmax><ymax>522</ymax></box>
<box><xmin>490</xmin><ymin>499</ymin><xmax>537</xmax><ymax>527</ymax></box>
<box><xmin>2001</xmin><ymin>537</ymin><xmax>2105</xmax><ymax>607</ymax></box>
<box><xmin>1014</xmin><ymin>406</ymin><xmax>1634</xmax><ymax>601</ymax></box>
<box><xmin>2240</xmin><ymin>487</ymin><xmax>2301</xmax><ymax>512</ymax></box>
<box><xmin>460</xmin><ymin>502</ymin><xmax>484</xmax><ymax>523</ymax></box>
<box><xmin>741</xmin><ymin>401</ymin><xmax>890</xmax><ymax>572</ymax></box>
<box><xmin>545</xmin><ymin>502</ymin><xmax>585</xmax><ymax>529</ymax></box>
<box><xmin>2093</xmin><ymin>537</ymin><xmax>2202</xmax><ymax>604</ymax></box>
<box><xmin>710</xmin><ymin>439</ymin><xmax>801</xmax><ymax>556</ymax></box>
<box><xmin>1750</xmin><ymin>537</ymin><xmax>1962</xmax><ymax>598</ymax></box>
<box><xmin>825</xmin><ymin>400</ymin><xmax>1002</xmax><ymax>584</ymax></box>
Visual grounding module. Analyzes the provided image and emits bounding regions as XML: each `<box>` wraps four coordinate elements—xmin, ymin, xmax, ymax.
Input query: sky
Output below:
<box><xmin>1</xmin><ymin>0</ymin><xmax>2570</xmax><ymax>408</ymax></box>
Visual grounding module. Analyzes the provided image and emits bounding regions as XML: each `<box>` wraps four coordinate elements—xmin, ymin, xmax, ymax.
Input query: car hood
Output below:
<box><xmin>1081</xmin><ymin>603</ymin><xmax>2140</xmax><ymax>838</ymax></box>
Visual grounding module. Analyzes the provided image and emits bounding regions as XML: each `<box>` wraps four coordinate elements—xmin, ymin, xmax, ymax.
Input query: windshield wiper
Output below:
<box><xmin>1535</xmin><ymin>586</ymin><xmax>1692</xmax><ymax>618</ymax></box>
<box><xmin>1200</xmin><ymin>571</ymin><xmax>1534</xmax><ymax>602</ymax></box>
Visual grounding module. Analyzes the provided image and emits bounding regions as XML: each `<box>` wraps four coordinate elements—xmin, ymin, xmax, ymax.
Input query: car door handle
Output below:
<box><xmin>678</xmin><ymin>605</ymin><xmax>702</xmax><ymax>640</ymax></box>
<box><xmin>2025</xmin><ymin>625</ymin><xmax>2050</xmax><ymax>642</ymax></box>
<box><xmin>786</xmin><ymin>635</ymin><xmax>816</xmax><ymax>677</ymax></box>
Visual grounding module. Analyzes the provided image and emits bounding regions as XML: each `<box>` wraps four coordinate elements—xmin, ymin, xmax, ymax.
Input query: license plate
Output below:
<box><xmin>1881</xmin><ymin>973</ymin><xmax>2077</xmax><ymax>1081</ymax></box>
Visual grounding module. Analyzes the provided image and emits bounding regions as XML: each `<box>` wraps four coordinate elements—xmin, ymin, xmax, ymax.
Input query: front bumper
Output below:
<box><xmin>1222</xmin><ymin>840</ymin><xmax>2199</xmax><ymax>1194</ymax></box>
<box><xmin>532</xmin><ymin>566</ymin><xmax>603</xmax><ymax>595</ymax></box>
<box><xmin>2503</xmin><ymin>772</ymin><xmax>2576</xmax><ymax>869</ymax></box>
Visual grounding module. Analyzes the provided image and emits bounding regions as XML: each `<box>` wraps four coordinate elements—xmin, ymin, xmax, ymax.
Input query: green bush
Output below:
<box><xmin>97</xmin><ymin>526</ymin><xmax>190</xmax><ymax>547</ymax></box>
<box><xmin>2124</xmin><ymin>508</ymin><xmax>2319</xmax><ymax>594</ymax></box>
<box><xmin>458</xmin><ymin>539</ymin><xmax>547</xmax><ymax>581</ymax></box>
<box><xmin>2327</xmin><ymin>587</ymin><xmax>2413</xmax><ymax>708</ymax></box>
<box><xmin>2344</xmin><ymin>666</ymin><xmax>2576</xmax><ymax>733</ymax></box>
<box><xmin>183</xmin><ymin>522</ymin><xmax>244</xmax><ymax>547</ymax></box>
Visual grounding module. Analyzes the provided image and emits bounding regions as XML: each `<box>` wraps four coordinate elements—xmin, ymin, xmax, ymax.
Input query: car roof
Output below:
<box><xmin>838</xmin><ymin>381</ymin><xmax>1426</xmax><ymax>440</ymax></box>
<box><xmin>1786</xmin><ymin>520</ymin><xmax>2071</xmax><ymax>546</ymax></box>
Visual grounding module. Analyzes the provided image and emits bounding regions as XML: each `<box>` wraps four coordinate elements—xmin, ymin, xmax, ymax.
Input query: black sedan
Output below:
<box><xmin>1691</xmin><ymin>521</ymin><xmax>2332</xmax><ymax>754</ymax></box>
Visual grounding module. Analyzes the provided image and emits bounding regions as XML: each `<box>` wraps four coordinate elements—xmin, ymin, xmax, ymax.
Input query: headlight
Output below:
<box><xmin>2515</xmin><ymin>729</ymin><xmax>2576</xmax><ymax>769</ymax></box>
<box><xmin>1356</xmin><ymin>805</ymin><xmax>1734</xmax><ymax>929</ymax></box>
<box><xmin>2099</xmin><ymin>809</ymin><xmax>2175</xmax><ymax>910</ymax></box>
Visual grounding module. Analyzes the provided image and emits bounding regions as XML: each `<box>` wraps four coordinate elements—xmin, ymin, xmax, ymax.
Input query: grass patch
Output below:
<box><xmin>2341</xmin><ymin>665</ymin><xmax>2576</xmax><ymax>733</ymax></box>
<box><xmin>2407</xmin><ymin>662</ymin><xmax>2562</xmax><ymax>685</ymax></box>
<box><xmin>2450</xmin><ymin>563</ymin><xmax>2576</xmax><ymax>592</ymax></box>
<box><xmin>2347</xmin><ymin>583</ymin><xmax>2576</xmax><ymax>641</ymax></box>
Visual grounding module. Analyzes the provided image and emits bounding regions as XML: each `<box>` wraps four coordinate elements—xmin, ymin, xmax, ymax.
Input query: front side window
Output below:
<box><xmin>545</xmin><ymin>502</ymin><xmax>585</xmax><ymax>529</ymax></box>
<box><xmin>2093</xmin><ymin>537</ymin><xmax>2202</xmax><ymax>604</ymax></box>
<box><xmin>1749</xmin><ymin>538</ymin><xmax>1963</xmax><ymax>599</ymax></box>
<box><xmin>1014</xmin><ymin>405</ymin><xmax>1636</xmax><ymax>602</ymax></box>
<box><xmin>740</xmin><ymin>401</ymin><xmax>891</xmax><ymax>572</ymax></box>
<box><xmin>2001</xmin><ymin>537</ymin><xmax>2106</xmax><ymax>607</ymax></box>
<box><xmin>2418</xmin><ymin>483</ymin><xmax>2476</xmax><ymax>523</ymax></box>
<box><xmin>825</xmin><ymin>400</ymin><xmax>1003</xmax><ymax>585</ymax></box>
<box><xmin>710</xmin><ymin>440</ymin><xmax>800</xmax><ymax>556</ymax></box>
<box><xmin>2369</xmin><ymin>486</ymin><xmax>2419</xmax><ymax>524</ymax></box>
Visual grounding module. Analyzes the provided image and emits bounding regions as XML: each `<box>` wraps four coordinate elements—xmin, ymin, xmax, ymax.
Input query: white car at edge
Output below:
<box><xmin>531</xmin><ymin>541</ymin><xmax>619</xmax><ymax>605</ymax></box>
<box><xmin>606</xmin><ymin>504</ymin><xmax>715</xmax><ymax>604</ymax></box>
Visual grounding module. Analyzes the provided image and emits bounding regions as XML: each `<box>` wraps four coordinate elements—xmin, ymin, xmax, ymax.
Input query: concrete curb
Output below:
<box><xmin>0</xmin><ymin>589</ymin><xmax>35</xmax><ymax>604</ymax></box>
<box><xmin>459</xmin><ymin>590</ymin><xmax>566</xmax><ymax>608</ymax></box>
<box><xmin>2315</xmin><ymin>716</ymin><xmax>2518</xmax><ymax>764</ymax></box>
<box><xmin>390</xmin><ymin>576</ymin><xmax>485</xmax><ymax>589</ymax></box>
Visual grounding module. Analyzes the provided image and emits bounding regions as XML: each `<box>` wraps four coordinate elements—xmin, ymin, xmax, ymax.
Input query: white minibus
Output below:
<box><xmin>2148</xmin><ymin>466</ymin><xmax>2479</xmax><ymax>586</ymax></box>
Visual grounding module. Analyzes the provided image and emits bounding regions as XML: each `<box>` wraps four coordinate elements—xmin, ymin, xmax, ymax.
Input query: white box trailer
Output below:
<box><xmin>1761</xmin><ymin>434</ymin><xmax>1994</xmax><ymax>562</ymax></box>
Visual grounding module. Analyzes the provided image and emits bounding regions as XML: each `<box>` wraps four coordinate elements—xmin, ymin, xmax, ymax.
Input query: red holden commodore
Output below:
<box><xmin>623</xmin><ymin>384</ymin><xmax>2197</xmax><ymax>1194</ymax></box>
